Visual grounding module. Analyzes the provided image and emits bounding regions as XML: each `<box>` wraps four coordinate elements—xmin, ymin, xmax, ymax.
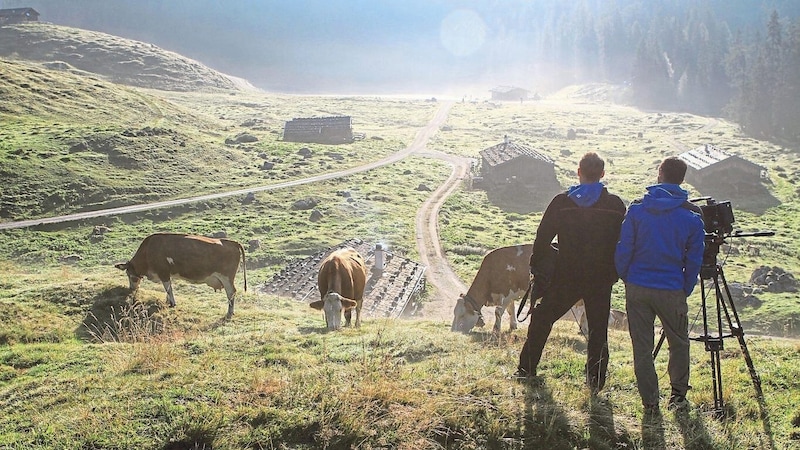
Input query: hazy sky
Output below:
<box><xmin>2</xmin><ymin>0</ymin><xmax>548</xmax><ymax>95</ymax></box>
<box><xmin>3</xmin><ymin>0</ymin><xmax>795</xmax><ymax>95</ymax></box>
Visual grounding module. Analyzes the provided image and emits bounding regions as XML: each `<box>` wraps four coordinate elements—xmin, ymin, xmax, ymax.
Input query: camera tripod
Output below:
<box><xmin>654</xmin><ymin>232</ymin><xmax>770</xmax><ymax>417</ymax></box>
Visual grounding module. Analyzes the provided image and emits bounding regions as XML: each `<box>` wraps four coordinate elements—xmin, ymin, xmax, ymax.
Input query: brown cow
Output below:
<box><xmin>452</xmin><ymin>244</ymin><xmax>531</xmax><ymax>333</ymax></box>
<box><xmin>452</xmin><ymin>244</ymin><xmax>586</xmax><ymax>333</ymax></box>
<box><xmin>115</xmin><ymin>233</ymin><xmax>247</xmax><ymax>317</ymax></box>
<box><xmin>310</xmin><ymin>247</ymin><xmax>367</xmax><ymax>331</ymax></box>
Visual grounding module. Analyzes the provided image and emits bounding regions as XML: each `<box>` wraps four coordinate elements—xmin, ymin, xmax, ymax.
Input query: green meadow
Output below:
<box><xmin>1</xmin><ymin>30</ymin><xmax>800</xmax><ymax>448</ymax></box>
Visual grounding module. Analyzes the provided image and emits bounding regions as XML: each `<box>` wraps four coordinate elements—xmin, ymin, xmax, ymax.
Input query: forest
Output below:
<box><xmin>525</xmin><ymin>1</ymin><xmax>800</xmax><ymax>145</ymax></box>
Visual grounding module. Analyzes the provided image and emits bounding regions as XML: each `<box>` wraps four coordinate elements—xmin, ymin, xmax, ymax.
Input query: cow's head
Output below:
<box><xmin>114</xmin><ymin>262</ymin><xmax>143</xmax><ymax>290</ymax></box>
<box><xmin>451</xmin><ymin>294</ymin><xmax>483</xmax><ymax>333</ymax></box>
<box><xmin>310</xmin><ymin>291</ymin><xmax>357</xmax><ymax>331</ymax></box>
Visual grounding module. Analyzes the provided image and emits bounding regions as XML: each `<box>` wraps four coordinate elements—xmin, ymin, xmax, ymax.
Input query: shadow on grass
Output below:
<box><xmin>641</xmin><ymin>408</ymin><xmax>666</xmax><ymax>449</ymax></box>
<box><xmin>692</xmin><ymin>183</ymin><xmax>780</xmax><ymax>215</ymax></box>
<box><xmin>588</xmin><ymin>395</ymin><xmax>634</xmax><ymax>449</ymax></box>
<box><xmin>202</xmin><ymin>315</ymin><xmax>231</xmax><ymax>332</ymax></box>
<box><xmin>486</xmin><ymin>186</ymin><xmax>560</xmax><ymax>214</ymax></box>
<box><xmin>75</xmin><ymin>286</ymin><xmax>165</xmax><ymax>342</ymax></box>
<box><xmin>673</xmin><ymin>407</ymin><xmax>715</xmax><ymax>450</ymax></box>
<box><xmin>520</xmin><ymin>378</ymin><xmax>580</xmax><ymax>449</ymax></box>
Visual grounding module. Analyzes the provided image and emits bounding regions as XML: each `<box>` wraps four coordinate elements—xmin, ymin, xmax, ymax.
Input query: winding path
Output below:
<box><xmin>0</xmin><ymin>102</ymin><xmax>467</xmax><ymax>319</ymax></box>
<box><xmin>412</xmin><ymin>149</ymin><xmax>470</xmax><ymax>320</ymax></box>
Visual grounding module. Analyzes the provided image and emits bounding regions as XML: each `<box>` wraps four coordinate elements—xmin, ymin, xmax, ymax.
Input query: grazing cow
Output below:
<box><xmin>451</xmin><ymin>244</ymin><xmax>587</xmax><ymax>333</ymax></box>
<box><xmin>311</xmin><ymin>247</ymin><xmax>367</xmax><ymax>330</ymax></box>
<box><xmin>451</xmin><ymin>244</ymin><xmax>532</xmax><ymax>333</ymax></box>
<box><xmin>115</xmin><ymin>233</ymin><xmax>247</xmax><ymax>317</ymax></box>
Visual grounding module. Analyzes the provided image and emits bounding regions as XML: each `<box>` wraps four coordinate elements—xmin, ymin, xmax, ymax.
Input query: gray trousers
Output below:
<box><xmin>625</xmin><ymin>282</ymin><xmax>690</xmax><ymax>405</ymax></box>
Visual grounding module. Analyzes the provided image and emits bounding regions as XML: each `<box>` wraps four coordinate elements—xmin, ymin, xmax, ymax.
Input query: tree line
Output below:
<box><xmin>525</xmin><ymin>0</ymin><xmax>800</xmax><ymax>145</ymax></box>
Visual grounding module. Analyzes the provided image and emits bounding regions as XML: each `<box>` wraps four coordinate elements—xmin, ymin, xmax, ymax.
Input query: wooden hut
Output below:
<box><xmin>478</xmin><ymin>137</ymin><xmax>560</xmax><ymax>192</ymax></box>
<box><xmin>679</xmin><ymin>144</ymin><xmax>766</xmax><ymax>194</ymax></box>
<box><xmin>490</xmin><ymin>86</ymin><xmax>529</xmax><ymax>101</ymax></box>
<box><xmin>0</xmin><ymin>8</ymin><xmax>39</xmax><ymax>24</ymax></box>
<box><xmin>283</xmin><ymin>116</ymin><xmax>353</xmax><ymax>144</ymax></box>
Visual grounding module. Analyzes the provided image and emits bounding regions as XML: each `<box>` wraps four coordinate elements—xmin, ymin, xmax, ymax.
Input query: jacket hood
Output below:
<box><xmin>641</xmin><ymin>183</ymin><xmax>689</xmax><ymax>212</ymax></box>
<box><xmin>567</xmin><ymin>182</ymin><xmax>604</xmax><ymax>207</ymax></box>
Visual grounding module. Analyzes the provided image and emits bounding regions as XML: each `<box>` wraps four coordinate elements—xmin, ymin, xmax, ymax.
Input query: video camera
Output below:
<box><xmin>693</xmin><ymin>196</ymin><xmax>734</xmax><ymax>236</ymax></box>
<box><xmin>691</xmin><ymin>196</ymin><xmax>774</xmax><ymax>272</ymax></box>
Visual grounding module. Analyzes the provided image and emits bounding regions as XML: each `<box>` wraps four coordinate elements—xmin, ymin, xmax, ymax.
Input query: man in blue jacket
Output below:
<box><xmin>518</xmin><ymin>152</ymin><xmax>626</xmax><ymax>393</ymax></box>
<box><xmin>615</xmin><ymin>156</ymin><xmax>705</xmax><ymax>414</ymax></box>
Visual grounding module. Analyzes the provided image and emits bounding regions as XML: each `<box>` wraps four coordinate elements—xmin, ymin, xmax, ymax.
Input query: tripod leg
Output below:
<box><xmin>716</xmin><ymin>268</ymin><xmax>764</xmax><ymax>400</ymax></box>
<box><xmin>693</xmin><ymin>270</ymin><xmax>727</xmax><ymax>416</ymax></box>
<box><xmin>710</xmin><ymin>348</ymin><xmax>724</xmax><ymax>416</ymax></box>
<box><xmin>653</xmin><ymin>328</ymin><xmax>665</xmax><ymax>359</ymax></box>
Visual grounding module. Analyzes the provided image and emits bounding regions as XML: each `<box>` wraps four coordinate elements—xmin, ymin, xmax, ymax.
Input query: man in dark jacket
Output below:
<box><xmin>517</xmin><ymin>152</ymin><xmax>626</xmax><ymax>393</ymax></box>
<box><xmin>615</xmin><ymin>156</ymin><xmax>705</xmax><ymax>414</ymax></box>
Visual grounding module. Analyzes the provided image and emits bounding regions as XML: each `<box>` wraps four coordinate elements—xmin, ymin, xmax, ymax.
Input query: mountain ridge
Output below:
<box><xmin>0</xmin><ymin>22</ymin><xmax>250</xmax><ymax>92</ymax></box>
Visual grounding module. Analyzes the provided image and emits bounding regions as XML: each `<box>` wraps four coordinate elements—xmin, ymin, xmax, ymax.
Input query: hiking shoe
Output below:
<box><xmin>586</xmin><ymin>373</ymin><xmax>605</xmax><ymax>396</ymax></box>
<box><xmin>668</xmin><ymin>394</ymin><xmax>689</xmax><ymax>411</ymax></box>
<box><xmin>643</xmin><ymin>403</ymin><xmax>661</xmax><ymax>417</ymax></box>
<box><xmin>514</xmin><ymin>367</ymin><xmax>536</xmax><ymax>378</ymax></box>
<box><xmin>512</xmin><ymin>368</ymin><xmax>543</xmax><ymax>386</ymax></box>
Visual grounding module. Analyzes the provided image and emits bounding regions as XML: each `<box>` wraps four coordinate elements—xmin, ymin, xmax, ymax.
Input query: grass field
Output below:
<box><xmin>2</xmin><ymin>30</ymin><xmax>800</xmax><ymax>447</ymax></box>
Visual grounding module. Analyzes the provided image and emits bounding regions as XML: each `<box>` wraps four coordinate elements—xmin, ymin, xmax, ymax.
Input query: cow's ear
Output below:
<box><xmin>114</xmin><ymin>262</ymin><xmax>128</xmax><ymax>271</ymax></box>
<box><xmin>309</xmin><ymin>300</ymin><xmax>324</xmax><ymax>310</ymax></box>
<box><xmin>341</xmin><ymin>298</ymin><xmax>358</xmax><ymax>309</ymax></box>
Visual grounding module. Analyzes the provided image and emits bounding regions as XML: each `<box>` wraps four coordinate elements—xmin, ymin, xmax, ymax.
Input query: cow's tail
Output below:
<box><xmin>238</xmin><ymin>242</ymin><xmax>248</xmax><ymax>292</ymax></box>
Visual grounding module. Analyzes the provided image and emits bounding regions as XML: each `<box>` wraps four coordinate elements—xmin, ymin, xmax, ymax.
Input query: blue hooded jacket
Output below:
<box><xmin>614</xmin><ymin>184</ymin><xmax>705</xmax><ymax>296</ymax></box>
<box><xmin>567</xmin><ymin>182</ymin><xmax>604</xmax><ymax>207</ymax></box>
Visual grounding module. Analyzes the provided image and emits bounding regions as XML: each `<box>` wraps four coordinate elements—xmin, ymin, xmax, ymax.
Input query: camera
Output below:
<box><xmin>693</xmin><ymin>197</ymin><xmax>734</xmax><ymax>236</ymax></box>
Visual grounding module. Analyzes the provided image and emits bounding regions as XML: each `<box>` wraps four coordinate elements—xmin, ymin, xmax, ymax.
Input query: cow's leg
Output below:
<box><xmin>163</xmin><ymin>280</ymin><xmax>176</xmax><ymax>307</ymax></box>
<box><xmin>493</xmin><ymin>297</ymin><xmax>518</xmax><ymax>333</ymax></box>
<box><xmin>506</xmin><ymin>297</ymin><xmax>518</xmax><ymax>330</ymax></box>
<box><xmin>354</xmin><ymin>302</ymin><xmax>361</xmax><ymax>328</ymax></box>
<box><xmin>493</xmin><ymin>304</ymin><xmax>505</xmax><ymax>333</ymax></box>
<box><xmin>215</xmin><ymin>274</ymin><xmax>236</xmax><ymax>317</ymax></box>
<box><xmin>344</xmin><ymin>307</ymin><xmax>353</xmax><ymax>327</ymax></box>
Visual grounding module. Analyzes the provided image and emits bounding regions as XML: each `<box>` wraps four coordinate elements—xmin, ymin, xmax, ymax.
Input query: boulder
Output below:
<box><xmin>292</xmin><ymin>198</ymin><xmax>318</xmax><ymax>210</ymax></box>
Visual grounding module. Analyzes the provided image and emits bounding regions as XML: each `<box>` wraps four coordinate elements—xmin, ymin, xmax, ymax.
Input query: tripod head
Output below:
<box><xmin>701</xmin><ymin>230</ymin><xmax>776</xmax><ymax>278</ymax></box>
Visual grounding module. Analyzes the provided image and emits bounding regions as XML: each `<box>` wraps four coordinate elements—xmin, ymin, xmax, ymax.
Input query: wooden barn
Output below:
<box><xmin>478</xmin><ymin>137</ymin><xmax>560</xmax><ymax>192</ymax></box>
<box><xmin>0</xmin><ymin>7</ymin><xmax>39</xmax><ymax>24</ymax></box>
<box><xmin>679</xmin><ymin>144</ymin><xmax>766</xmax><ymax>194</ymax></box>
<box><xmin>490</xmin><ymin>86</ymin><xmax>529</xmax><ymax>101</ymax></box>
<box><xmin>283</xmin><ymin>116</ymin><xmax>353</xmax><ymax>144</ymax></box>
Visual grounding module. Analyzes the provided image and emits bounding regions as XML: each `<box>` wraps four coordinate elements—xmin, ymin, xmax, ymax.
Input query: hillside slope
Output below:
<box><xmin>0</xmin><ymin>58</ymin><xmax>253</xmax><ymax>220</ymax></box>
<box><xmin>0</xmin><ymin>22</ymin><xmax>240</xmax><ymax>92</ymax></box>
<box><xmin>0</xmin><ymin>274</ymin><xmax>798</xmax><ymax>449</ymax></box>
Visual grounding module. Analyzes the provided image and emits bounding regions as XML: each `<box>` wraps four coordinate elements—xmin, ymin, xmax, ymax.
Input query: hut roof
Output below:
<box><xmin>285</xmin><ymin>116</ymin><xmax>351</xmax><ymax>128</ymax></box>
<box><xmin>0</xmin><ymin>7</ymin><xmax>39</xmax><ymax>19</ymax></box>
<box><xmin>490</xmin><ymin>85</ymin><xmax>529</xmax><ymax>94</ymax></box>
<box><xmin>480</xmin><ymin>140</ymin><xmax>553</xmax><ymax>168</ymax></box>
<box><xmin>679</xmin><ymin>144</ymin><xmax>763</xmax><ymax>171</ymax></box>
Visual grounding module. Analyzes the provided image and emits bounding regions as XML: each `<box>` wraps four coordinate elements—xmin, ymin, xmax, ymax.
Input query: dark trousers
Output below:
<box><xmin>518</xmin><ymin>281</ymin><xmax>612</xmax><ymax>390</ymax></box>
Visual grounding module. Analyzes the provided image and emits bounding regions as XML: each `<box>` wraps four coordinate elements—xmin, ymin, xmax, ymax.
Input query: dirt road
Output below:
<box><xmin>412</xmin><ymin>149</ymin><xmax>470</xmax><ymax>320</ymax></box>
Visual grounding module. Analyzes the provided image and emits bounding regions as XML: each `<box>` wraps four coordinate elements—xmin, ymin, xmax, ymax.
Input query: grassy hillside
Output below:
<box><xmin>1</xmin><ymin>23</ymin><xmax>800</xmax><ymax>449</ymax></box>
<box><xmin>0</xmin><ymin>22</ymin><xmax>239</xmax><ymax>92</ymax></box>
<box><xmin>1</xmin><ymin>277</ymin><xmax>799</xmax><ymax>449</ymax></box>
<box><xmin>0</xmin><ymin>57</ymin><xmax>436</xmax><ymax>220</ymax></box>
